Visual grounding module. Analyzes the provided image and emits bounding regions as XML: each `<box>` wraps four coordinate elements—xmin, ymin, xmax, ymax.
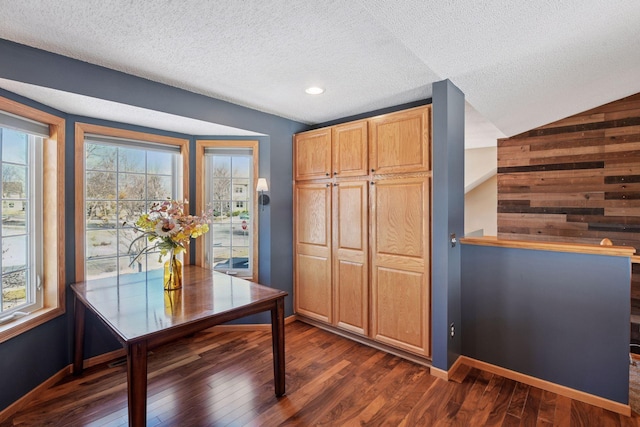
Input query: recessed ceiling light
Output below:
<box><xmin>305</xmin><ymin>86</ymin><xmax>325</xmax><ymax>95</ymax></box>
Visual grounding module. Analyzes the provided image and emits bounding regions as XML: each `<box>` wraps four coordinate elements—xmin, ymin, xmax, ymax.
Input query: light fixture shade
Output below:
<box><xmin>256</xmin><ymin>178</ymin><xmax>269</xmax><ymax>192</ymax></box>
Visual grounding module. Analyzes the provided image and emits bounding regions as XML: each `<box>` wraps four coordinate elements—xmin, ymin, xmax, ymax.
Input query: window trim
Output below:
<box><xmin>74</xmin><ymin>123</ymin><xmax>189</xmax><ymax>282</ymax></box>
<box><xmin>195</xmin><ymin>140</ymin><xmax>259</xmax><ymax>282</ymax></box>
<box><xmin>0</xmin><ymin>96</ymin><xmax>65</xmax><ymax>344</ymax></box>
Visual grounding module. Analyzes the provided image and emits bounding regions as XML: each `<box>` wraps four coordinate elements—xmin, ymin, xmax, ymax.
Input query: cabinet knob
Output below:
<box><xmin>325</xmin><ymin>172</ymin><xmax>330</xmax><ymax>176</ymax></box>
<box><xmin>333</xmin><ymin>183</ymin><xmax>338</xmax><ymax>187</ymax></box>
<box><xmin>333</xmin><ymin>171</ymin><xmax>337</xmax><ymax>175</ymax></box>
<box><xmin>371</xmin><ymin>168</ymin><xmax>375</xmax><ymax>173</ymax></box>
<box><xmin>370</xmin><ymin>181</ymin><xmax>375</xmax><ymax>186</ymax></box>
<box><xmin>326</xmin><ymin>183</ymin><xmax>330</xmax><ymax>187</ymax></box>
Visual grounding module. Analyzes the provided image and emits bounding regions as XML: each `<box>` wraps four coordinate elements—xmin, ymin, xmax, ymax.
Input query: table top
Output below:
<box><xmin>71</xmin><ymin>266</ymin><xmax>287</xmax><ymax>344</ymax></box>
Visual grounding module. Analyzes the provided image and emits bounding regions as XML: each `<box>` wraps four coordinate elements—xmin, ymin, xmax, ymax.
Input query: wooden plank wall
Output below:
<box><xmin>497</xmin><ymin>92</ymin><xmax>640</xmax><ymax>313</ymax></box>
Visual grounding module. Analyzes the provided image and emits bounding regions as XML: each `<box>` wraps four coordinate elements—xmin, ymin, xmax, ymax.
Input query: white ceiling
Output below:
<box><xmin>1</xmin><ymin>0</ymin><xmax>639</xmax><ymax>147</ymax></box>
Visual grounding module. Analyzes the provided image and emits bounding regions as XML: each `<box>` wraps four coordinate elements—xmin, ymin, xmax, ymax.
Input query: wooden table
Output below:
<box><xmin>71</xmin><ymin>266</ymin><xmax>287</xmax><ymax>427</ymax></box>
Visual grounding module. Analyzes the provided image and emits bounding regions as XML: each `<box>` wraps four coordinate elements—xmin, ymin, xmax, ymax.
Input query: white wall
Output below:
<box><xmin>464</xmin><ymin>147</ymin><xmax>497</xmax><ymax>236</ymax></box>
<box><xmin>465</xmin><ymin>175</ymin><xmax>497</xmax><ymax>236</ymax></box>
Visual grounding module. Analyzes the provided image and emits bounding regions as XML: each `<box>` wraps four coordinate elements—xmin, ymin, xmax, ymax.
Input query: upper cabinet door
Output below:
<box><xmin>332</xmin><ymin>120</ymin><xmax>368</xmax><ymax>178</ymax></box>
<box><xmin>369</xmin><ymin>106</ymin><xmax>431</xmax><ymax>175</ymax></box>
<box><xmin>294</xmin><ymin>128</ymin><xmax>332</xmax><ymax>181</ymax></box>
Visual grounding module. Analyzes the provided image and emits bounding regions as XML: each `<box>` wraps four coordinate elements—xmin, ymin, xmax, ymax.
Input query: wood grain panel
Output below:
<box><xmin>369</xmin><ymin>106</ymin><xmax>431</xmax><ymax>174</ymax></box>
<box><xmin>294</xmin><ymin>182</ymin><xmax>332</xmax><ymax>323</ymax></box>
<box><xmin>372</xmin><ymin>267</ymin><xmax>425</xmax><ymax>352</ymax></box>
<box><xmin>295</xmin><ymin>183</ymin><xmax>331</xmax><ymax>246</ymax></box>
<box><xmin>296</xmin><ymin>254</ymin><xmax>332</xmax><ymax>323</ymax></box>
<box><xmin>332</xmin><ymin>120</ymin><xmax>368</xmax><ymax>177</ymax></box>
<box><xmin>294</xmin><ymin>127</ymin><xmax>332</xmax><ymax>180</ymax></box>
<box><xmin>333</xmin><ymin>180</ymin><xmax>368</xmax><ymax>335</ymax></box>
<box><xmin>371</xmin><ymin>176</ymin><xmax>430</xmax><ymax>356</ymax></box>
<box><xmin>497</xmin><ymin>92</ymin><xmax>640</xmax><ymax>313</ymax></box>
<box><xmin>373</xmin><ymin>178</ymin><xmax>426</xmax><ymax>257</ymax></box>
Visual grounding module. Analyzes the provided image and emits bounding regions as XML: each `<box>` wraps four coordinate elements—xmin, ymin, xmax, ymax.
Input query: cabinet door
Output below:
<box><xmin>370</xmin><ymin>176</ymin><xmax>430</xmax><ymax>356</ymax></box>
<box><xmin>369</xmin><ymin>106</ymin><xmax>431</xmax><ymax>175</ymax></box>
<box><xmin>332</xmin><ymin>180</ymin><xmax>368</xmax><ymax>335</ymax></box>
<box><xmin>332</xmin><ymin>120</ymin><xmax>368</xmax><ymax>178</ymax></box>
<box><xmin>294</xmin><ymin>182</ymin><xmax>332</xmax><ymax>323</ymax></box>
<box><xmin>294</xmin><ymin>128</ymin><xmax>332</xmax><ymax>181</ymax></box>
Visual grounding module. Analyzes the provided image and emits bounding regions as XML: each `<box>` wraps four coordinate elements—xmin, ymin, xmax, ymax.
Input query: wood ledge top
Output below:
<box><xmin>460</xmin><ymin>236</ymin><xmax>636</xmax><ymax>257</ymax></box>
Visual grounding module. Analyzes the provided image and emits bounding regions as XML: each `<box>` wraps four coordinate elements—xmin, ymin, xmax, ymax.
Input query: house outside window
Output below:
<box><xmin>0</xmin><ymin>99</ymin><xmax>64</xmax><ymax>343</ymax></box>
<box><xmin>0</xmin><ymin>127</ymin><xmax>42</xmax><ymax>318</ymax></box>
<box><xmin>196</xmin><ymin>140</ymin><xmax>259</xmax><ymax>280</ymax></box>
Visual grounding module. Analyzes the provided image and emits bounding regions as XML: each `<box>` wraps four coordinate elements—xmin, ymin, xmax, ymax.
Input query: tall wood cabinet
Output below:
<box><xmin>293</xmin><ymin>105</ymin><xmax>432</xmax><ymax>358</ymax></box>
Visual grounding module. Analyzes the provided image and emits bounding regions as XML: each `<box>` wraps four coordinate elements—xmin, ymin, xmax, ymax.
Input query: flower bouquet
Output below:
<box><xmin>127</xmin><ymin>200</ymin><xmax>211</xmax><ymax>290</ymax></box>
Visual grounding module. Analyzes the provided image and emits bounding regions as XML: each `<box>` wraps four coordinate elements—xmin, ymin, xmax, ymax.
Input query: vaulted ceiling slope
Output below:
<box><xmin>0</xmin><ymin>1</ymin><xmax>639</xmax><ymax>145</ymax></box>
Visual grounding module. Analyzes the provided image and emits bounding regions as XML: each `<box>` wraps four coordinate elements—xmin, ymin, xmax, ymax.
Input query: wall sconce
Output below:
<box><xmin>256</xmin><ymin>178</ymin><xmax>270</xmax><ymax>210</ymax></box>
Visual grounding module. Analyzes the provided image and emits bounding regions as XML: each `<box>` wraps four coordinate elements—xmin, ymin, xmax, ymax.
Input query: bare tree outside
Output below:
<box><xmin>1</xmin><ymin>128</ymin><xmax>30</xmax><ymax>311</ymax></box>
<box><xmin>84</xmin><ymin>142</ymin><xmax>175</xmax><ymax>279</ymax></box>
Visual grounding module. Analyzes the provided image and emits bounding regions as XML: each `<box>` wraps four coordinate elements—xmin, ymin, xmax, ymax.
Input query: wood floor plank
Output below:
<box><xmin>2</xmin><ymin>321</ymin><xmax>640</xmax><ymax>427</ymax></box>
<box><xmin>553</xmin><ymin>394</ymin><xmax>572</xmax><ymax>426</ymax></box>
<box><xmin>449</xmin><ymin>370</ymin><xmax>496</xmax><ymax>426</ymax></box>
<box><xmin>485</xmin><ymin>377</ymin><xmax>518</xmax><ymax>427</ymax></box>
<box><xmin>467</xmin><ymin>374</ymin><xmax>506</xmax><ymax>426</ymax></box>
<box><xmin>537</xmin><ymin>389</ymin><xmax>558</xmax><ymax>424</ymax></box>
<box><xmin>520</xmin><ymin>386</ymin><xmax>542</xmax><ymax>427</ymax></box>
<box><xmin>507</xmin><ymin>381</ymin><xmax>531</xmax><ymax>419</ymax></box>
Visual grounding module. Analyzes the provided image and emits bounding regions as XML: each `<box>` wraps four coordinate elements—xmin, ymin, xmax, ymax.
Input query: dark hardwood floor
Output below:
<box><xmin>2</xmin><ymin>321</ymin><xmax>639</xmax><ymax>426</ymax></box>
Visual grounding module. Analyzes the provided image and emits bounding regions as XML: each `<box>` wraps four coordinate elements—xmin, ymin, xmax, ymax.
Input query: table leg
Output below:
<box><xmin>72</xmin><ymin>297</ymin><xmax>86</xmax><ymax>375</ymax></box>
<box><xmin>270</xmin><ymin>297</ymin><xmax>285</xmax><ymax>397</ymax></box>
<box><xmin>127</xmin><ymin>341</ymin><xmax>148</xmax><ymax>427</ymax></box>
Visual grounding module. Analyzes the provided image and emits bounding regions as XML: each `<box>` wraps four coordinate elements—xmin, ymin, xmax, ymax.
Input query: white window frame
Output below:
<box><xmin>0</xmin><ymin>96</ymin><xmax>65</xmax><ymax>343</ymax></box>
<box><xmin>0</xmin><ymin>129</ymin><xmax>43</xmax><ymax>321</ymax></box>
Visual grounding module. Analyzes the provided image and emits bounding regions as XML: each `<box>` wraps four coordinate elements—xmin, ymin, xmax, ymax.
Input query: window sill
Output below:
<box><xmin>0</xmin><ymin>306</ymin><xmax>65</xmax><ymax>344</ymax></box>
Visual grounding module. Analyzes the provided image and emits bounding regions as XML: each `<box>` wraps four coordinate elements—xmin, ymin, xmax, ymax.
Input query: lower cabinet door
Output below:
<box><xmin>370</xmin><ymin>176</ymin><xmax>430</xmax><ymax>356</ymax></box>
<box><xmin>294</xmin><ymin>182</ymin><xmax>332</xmax><ymax>323</ymax></box>
<box><xmin>333</xmin><ymin>180</ymin><xmax>368</xmax><ymax>335</ymax></box>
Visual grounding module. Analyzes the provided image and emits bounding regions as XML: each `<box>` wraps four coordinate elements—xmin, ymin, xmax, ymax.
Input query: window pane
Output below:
<box><xmin>117</xmin><ymin>201</ymin><xmax>146</xmax><ymax>225</ymax></box>
<box><xmin>2</xmin><ymin>200</ymin><xmax>26</xmax><ymax>236</ymax></box>
<box><xmin>86</xmin><ymin>257</ymin><xmax>117</xmax><ymax>279</ymax></box>
<box><xmin>84</xmin><ymin>140</ymin><xmax>179</xmax><ymax>280</ymax></box>
<box><xmin>2</xmin><ymin>235</ymin><xmax>27</xmax><ymax>274</ymax></box>
<box><xmin>119</xmin><ymin>228</ymin><xmax>146</xmax><ymax>260</ymax></box>
<box><xmin>86</xmin><ymin>171</ymin><xmax>116</xmax><ymax>199</ymax></box>
<box><xmin>86</xmin><ymin>143</ymin><xmax>116</xmax><ymax>171</ymax></box>
<box><xmin>147</xmin><ymin>151</ymin><xmax>173</xmax><ymax>174</ymax></box>
<box><xmin>233</xmin><ymin>157</ymin><xmax>250</xmax><ymax>178</ymax></box>
<box><xmin>0</xmin><ymin>126</ymin><xmax>40</xmax><ymax>317</ymax></box>
<box><xmin>118</xmin><ymin>173</ymin><xmax>145</xmax><ymax>200</ymax></box>
<box><xmin>212</xmin><ymin>178</ymin><xmax>231</xmax><ymax>201</ymax></box>
<box><xmin>2</xmin><ymin>164</ymin><xmax>27</xmax><ymax>198</ymax></box>
<box><xmin>212</xmin><ymin>157</ymin><xmax>231</xmax><ymax>177</ymax></box>
<box><xmin>147</xmin><ymin>175</ymin><xmax>172</xmax><ymax>200</ymax></box>
<box><xmin>2</xmin><ymin>129</ymin><xmax>28</xmax><ymax>164</ymax></box>
<box><xmin>2</xmin><ymin>270</ymin><xmax>26</xmax><ymax>310</ymax></box>
<box><xmin>206</xmin><ymin>151</ymin><xmax>254</xmax><ymax>276</ymax></box>
<box><xmin>213</xmin><ymin>247</ymin><xmax>230</xmax><ymax>269</ymax></box>
<box><xmin>86</xmin><ymin>200</ymin><xmax>117</xmax><ymax>227</ymax></box>
<box><xmin>233</xmin><ymin>179</ymin><xmax>249</xmax><ymax>202</ymax></box>
<box><xmin>118</xmin><ymin>147</ymin><xmax>145</xmax><ymax>173</ymax></box>
<box><xmin>232</xmin><ymin>224</ymin><xmax>250</xmax><ymax>247</ymax></box>
<box><xmin>86</xmin><ymin>230</ymin><xmax>118</xmax><ymax>259</ymax></box>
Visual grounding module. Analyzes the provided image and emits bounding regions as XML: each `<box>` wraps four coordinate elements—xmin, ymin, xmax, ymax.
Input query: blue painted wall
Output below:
<box><xmin>431</xmin><ymin>80</ymin><xmax>465</xmax><ymax>370</ymax></box>
<box><xmin>461</xmin><ymin>243</ymin><xmax>631</xmax><ymax>403</ymax></box>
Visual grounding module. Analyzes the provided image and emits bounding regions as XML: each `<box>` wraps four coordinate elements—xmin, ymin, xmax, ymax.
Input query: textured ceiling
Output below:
<box><xmin>1</xmin><ymin>0</ymin><xmax>639</xmax><ymax>147</ymax></box>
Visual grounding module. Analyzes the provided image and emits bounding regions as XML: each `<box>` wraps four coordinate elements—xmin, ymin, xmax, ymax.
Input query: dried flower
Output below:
<box><xmin>127</xmin><ymin>200</ymin><xmax>211</xmax><ymax>265</ymax></box>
